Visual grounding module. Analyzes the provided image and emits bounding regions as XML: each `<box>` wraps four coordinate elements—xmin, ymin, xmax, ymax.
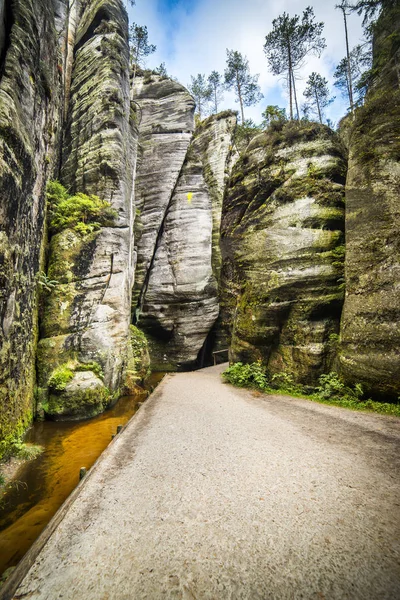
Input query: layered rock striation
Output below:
<box><xmin>0</xmin><ymin>0</ymin><xmax>62</xmax><ymax>451</ymax></box>
<box><xmin>339</xmin><ymin>1</ymin><xmax>400</xmax><ymax>398</ymax></box>
<box><xmin>132</xmin><ymin>73</ymin><xmax>195</xmax><ymax>310</ymax></box>
<box><xmin>134</xmin><ymin>110</ymin><xmax>236</xmax><ymax>369</ymax></box>
<box><xmin>37</xmin><ymin>0</ymin><xmax>137</xmax><ymax>419</ymax></box>
<box><xmin>220</xmin><ymin>122</ymin><xmax>347</xmax><ymax>384</ymax></box>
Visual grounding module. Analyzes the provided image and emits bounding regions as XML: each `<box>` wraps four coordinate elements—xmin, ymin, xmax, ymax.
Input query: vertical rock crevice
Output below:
<box><xmin>136</xmin><ymin>112</ymin><xmax>237</xmax><ymax>370</ymax></box>
<box><xmin>131</xmin><ymin>73</ymin><xmax>195</xmax><ymax>311</ymax></box>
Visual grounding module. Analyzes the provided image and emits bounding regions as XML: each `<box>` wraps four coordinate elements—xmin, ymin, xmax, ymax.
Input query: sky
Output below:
<box><xmin>127</xmin><ymin>0</ymin><xmax>367</xmax><ymax>126</ymax></box>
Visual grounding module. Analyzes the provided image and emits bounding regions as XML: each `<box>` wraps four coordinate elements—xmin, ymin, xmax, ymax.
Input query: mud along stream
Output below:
<box><xmin>0</xmin><ymin>374</ymin><xmax>164</xmax><ymax>578</ymax></box>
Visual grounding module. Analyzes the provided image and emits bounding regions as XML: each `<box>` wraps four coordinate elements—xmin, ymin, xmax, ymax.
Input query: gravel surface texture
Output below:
<box><xmin>9</xmin><ymin>364</ymin><xmax>400</xmax><ymax>599</ymax></box>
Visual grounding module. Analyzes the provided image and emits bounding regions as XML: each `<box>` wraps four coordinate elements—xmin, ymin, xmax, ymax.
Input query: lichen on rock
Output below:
<box><xmin>220</xmin><ymin>121</ymin><xmax>347</xmax><ymax>384</ymax></box>
<box><xmin>339</xmin><ymin>1</ymin><xmax>400</xmax><ymax>398</ymax></box>
<box><xmin>0</xmin><ymin>0</ymin><xmax>62</xmax><ymax>457</ymax></box>
<box><xmin>36</xmin><ymin>0</ymin><xmax>138</xmax><ymax>419</ymax></box>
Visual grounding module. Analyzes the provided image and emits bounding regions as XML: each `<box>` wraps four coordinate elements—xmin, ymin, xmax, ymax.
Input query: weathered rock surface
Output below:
<box><xmin>136</xmin><ymin>112</ymin><xmax>236</xmax><ymax>370</ymax></box>
<box><xmin>339</xmin><ymin>2</ymin><xmax>400</xmax><ymax>398</ymax></box>
<box><xmin>0</xmin><ymin>0</ymin><xmax>62</xmax><ymax>454</ymax></box>
<box><xmin>37</xmin><ymin>0</ymin><xmax>137</xmax><ymax>418</ymax></box>
<box><xmin>220</xmin><ymin>123</ymin><xmax>347</xmax><ymax>384</ymax></box>
<box><xmin>132</xmin><ymin>73</ymin><xmax>195</xmax><ymax>310</ymax></box>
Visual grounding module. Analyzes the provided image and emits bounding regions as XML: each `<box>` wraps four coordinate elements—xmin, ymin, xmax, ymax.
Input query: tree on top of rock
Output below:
<box><xmin>188</xmin><ymin>74</ymin><xmax>212</xmax><ymax>121</ymax></box>
<box><xmin>129</xmin><ymin>23</ymin><xmax>156</xmax><ymax>79</ymax></box>
<box><xmin>261</xmin><ymin>105</ymin><xmax>287</xmax><ymax>129</ymax></box>
<box><xmin>303</xmin><ymin>72</ymin><xmax>335</xmax><ymax>124</ymax></box>
<box><xmin>263</xmin><ymin>7</ymin><xmax>326</xmax><ymax>121</ymax></box>
<box><xmin>334</xmin><ymin>44</ymin><xmax>372</xmax><ymax>108</ymax></box>
<box><xmin>208</xmin><ymin>71</ymin><xmax>225</xmax><ymax>114</ymax></box>
<box><xmin>224</xmin><ymin>50</ymin><xmax>263</xmax><ymax>124</ymax></box>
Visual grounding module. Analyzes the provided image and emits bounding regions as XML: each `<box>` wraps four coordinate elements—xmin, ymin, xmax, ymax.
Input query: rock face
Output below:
<box><xmin>220</xmin><ymin>122</ymin><xmax>347</xmax><ymax>384</ymax></box>
<box><xmin>134</xmin><ymin>110</ymin><xmax>236</xmax><ymax>370</ymax></box>
<box><xmin>339</xmin><ymin>2</ymin><xmax>400</xmax><ymax>398</ymax></box>
<box><xmin>132</xmin><ymin>73</ymin><xmax>195</xmax><ymax>310</ymax></box>
<box><xmin>0</xmin><ymin>0</ymin><xmax>62</xmax><ymax>454</ymax></box>
<box><xmin>37</xmin><ymin>0</ymin><xmax>137</xmax><ymax>419</ymax></box>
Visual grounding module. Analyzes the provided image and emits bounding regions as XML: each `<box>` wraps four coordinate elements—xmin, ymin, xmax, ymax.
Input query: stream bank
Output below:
<box><xmin>0</xmin><ymin>373</ymin><xmax>164</xmax><ymax>580</ymax></box>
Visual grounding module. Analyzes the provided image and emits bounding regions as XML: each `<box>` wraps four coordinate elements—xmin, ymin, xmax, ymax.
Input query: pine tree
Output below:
<box><xmin>155</xmin><ymin>62</ymin><xmax>168</xmax><ymax>78</ymax></box>
<box><xmin>224</xmin><ymin>50</ymin><xmax>263</xmax><ymax>124</ymax></box>
<box><xmin>188</xmin><ymin>74</ymin><xmax>212</xmax><ymax>121</ymax></box>
<box><xmin>208</xmin><ymin>71</ymin><xmax>224</xmax><ymax>114</ymax></box>
<box><xmin>129</xmin><ymin>23</ymin><xmax>156</xmax><ymax>80</ymax></box>
<box><xmin>303</xmin><ymin>72</ymin><xmax>334</xmax><ymax>124</ymax></box>
<box><xmin>260</xmin><ymin>105</ymin><xmax>287</xmax><ymax>128</ymax></box>
<box><xmin>335</xmin><ymin>1</ymin><xmax>355</xmax><ymax>114</ymax></box>
<box><xmin>263</xmin><ymin>7</ymin><xmax>326</xmax><ymax>120</ymax></box>
<box><xmin>334</xmin><ymin>44</ymin><xmax>372</xmax><ymax>108</ymax></box>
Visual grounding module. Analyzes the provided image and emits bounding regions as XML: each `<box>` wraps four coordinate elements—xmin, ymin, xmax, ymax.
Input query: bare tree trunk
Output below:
<box><xmin>315</xmin><ymin>90</ymin><xmax>322</xmax><ymax>123</ymax></box>
<box><xmin>292</xmin><ymin>70</ymin><xmax>300</xmax><ymax>120</ymax></box>
<box><xmin>236</xmin><ymin>76</ymin><xmax>245</xmax><ymax>123</ymax></box>
<box><xmin>342</xmin><ymin>6</ymin><xmax>354</xmax><ymax>114</ymax></box>
<box><xmin>288</xmin><ymin>45</ymin><xmax>293</xmax><ymax>120</ymax></box>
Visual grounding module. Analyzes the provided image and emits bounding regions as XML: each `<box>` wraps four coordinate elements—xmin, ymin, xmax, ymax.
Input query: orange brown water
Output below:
<box><xmin>0</xmin><ymin>374</ymin><xmax>164</xmax><ymax>576</ymax></box>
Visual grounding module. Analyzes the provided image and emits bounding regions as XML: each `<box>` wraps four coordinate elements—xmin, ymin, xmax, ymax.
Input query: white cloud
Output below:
<box><xmin>129</xmin><ymin>0</ymin><xmax>366</xmax><ymax>125</ymax></box>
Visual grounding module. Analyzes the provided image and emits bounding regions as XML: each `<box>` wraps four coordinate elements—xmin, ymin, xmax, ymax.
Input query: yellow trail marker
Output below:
<box><xmin>186</xmin><ymin>192</ymin><xmax>193</xmax><ymax>204</ymax></box>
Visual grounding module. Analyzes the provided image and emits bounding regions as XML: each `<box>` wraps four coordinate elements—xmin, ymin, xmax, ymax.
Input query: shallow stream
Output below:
<box><xmin>0</xmin><ymin>373</ymin><xmax>164</xmax><ymax>577</ymax></box>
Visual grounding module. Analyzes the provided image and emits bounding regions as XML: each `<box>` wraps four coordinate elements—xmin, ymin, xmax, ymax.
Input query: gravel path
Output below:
<box><xmin>7</xmin><ymin>365</ymin><xmax>400</xmax><ymax>599</ymax></box>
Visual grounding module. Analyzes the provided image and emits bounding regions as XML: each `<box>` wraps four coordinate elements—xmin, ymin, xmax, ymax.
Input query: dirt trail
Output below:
<box><xmin>4</xmin><ymin>364</ymin><xmax>400</xmax><ymax>599</ymax></box>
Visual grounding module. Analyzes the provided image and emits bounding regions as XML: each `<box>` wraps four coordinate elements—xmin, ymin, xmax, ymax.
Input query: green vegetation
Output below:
<box><xmin>48</xmin><ymin>364</ymin><xmax>74</xmax><ymax>392</ymax></box>
<box><xmin>77</xmin><ymin>362</ymin><xmax>104</xmax><ymax>380</ymax></box>
<box><xmin>223</xmin><ymin>362</ymin><xmax>400</xmax><ymax>417</ymax></box>
<box><xmin>264</xmin><ymin>8</ymin><xmax>326</xmax><ymax>120</ymax></box>
<box><xmin>224</xmin><ymin>49</ymin><xmax>263</xmax><ymax>124</ymax></box>
<box><xmin>8</xmin><ymin>441</ymin><xmax>43</xmax><ymax>460</ymax></box>
<box><xmin>46</xmin><ymin>181</ymin><xmax>117</xmax><ymax>236</ymax></box>
<box><xmin>37</xmin><ymin>271</ymin><xmax>58</xmax><ymax>293</ymax></box>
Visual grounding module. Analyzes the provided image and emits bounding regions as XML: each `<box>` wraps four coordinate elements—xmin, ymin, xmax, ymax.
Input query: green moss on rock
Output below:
<box><xmin>220</xmin><ymin>122</ymin><xmax>346</xmax><ymax>385</ymax></box>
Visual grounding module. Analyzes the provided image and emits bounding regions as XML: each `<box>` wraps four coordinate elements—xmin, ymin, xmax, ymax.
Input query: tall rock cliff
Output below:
<box><xmin>0</xmin><ymin>0</ymin><xmax>62</xmax><ymax>452</ymax></box>
<box><xmin>134</xmin><ymin>109</ymin><xmax>236</xmax><ymax>370</ymax></box>
<box><xmin>132</xmin><ymin>73</ymin><xmax>194</xmax><ymax>310</ymax></box>
<box><xmin>130</xmin><ymin>76</ymin><xmax>237</xmax><ymax>370</ymax></box>
<box><xmin>220</xmin><ymin>122</ymin><xmax>347</xmax><ymax>384</ymax></box>
<box><xmin>339</xmin><ymin>1</ymin><xmax>400</xmax><ymax>398</ymax></box>
<box><xmin>37</xmin><ymin>0</ymin><xmax>137</xmax><ymax>419</ymax></box>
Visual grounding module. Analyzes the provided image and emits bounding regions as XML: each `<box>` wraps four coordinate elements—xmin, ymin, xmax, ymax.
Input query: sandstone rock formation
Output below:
<box><xmin>0</xmin><ymin>0</ymin><xmax>62</xmax><ymax>452</ymax></box>
<box><xmin>37</xmin><ymin>0</ymin><xmax>137</xmax><ymax>419</ymax></box>
<box><xmin>132</xmin><ymin>73</ymin><xmax>195</xmax><ymax>310</ymax></box>
<box><xmin>134</xmin><ymin>111</ymin><xmax>236</xmax><ymax>370</ymax></box>
<box><xmin>339</xmin><ymin>1</ymin><xmax>400</xmax><ymax>398</ymax></box>
<box><xmin>220</xmin><ymin>122</ymin><xmax>347</xmax><ymax>384</ymax></box>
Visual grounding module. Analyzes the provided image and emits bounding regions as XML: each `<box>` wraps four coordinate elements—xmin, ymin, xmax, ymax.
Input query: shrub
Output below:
<box><xmin>270</xmin><ymin>371</ymin><xmax>301</xmax><ymax>394</ymax></box>
<box><xmin>46</xmin><ymin>181</ymin><xmax>117</xmax><ymax>235</ymax></box>
<box><xmin>223</xmin><ymin>361</ymin><xmax>269</xmax><ymax>390</ymax></box>
<box><xmin>316</xmin><ymin>371</ymin><xmax>363</xmax><ymax>401</ymax></box>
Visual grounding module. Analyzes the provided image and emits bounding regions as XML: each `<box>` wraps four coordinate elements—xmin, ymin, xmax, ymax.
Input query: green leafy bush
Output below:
<box><xmin>316</xmin><ymin>371</ymin><xmax>363</xmax><ymax>400</ymax></box>
<box><xmin>46</xmin><ymin>181</ymin><xmax>117</xmax><ymax>235</ymax></box>
<box><xmin>223</xmin><ymin>363</ymin><xmax>400</xmax><ymax>417</ymax></box>
<box><xmin>270</xmin><ymin>371</ymin><xmax>301</xmax><ymax>394</ymax></box>
<box><xmin>223</xmin><ymin>361</ymin><xmax>269</xmax><ymax>390</ymax></box>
